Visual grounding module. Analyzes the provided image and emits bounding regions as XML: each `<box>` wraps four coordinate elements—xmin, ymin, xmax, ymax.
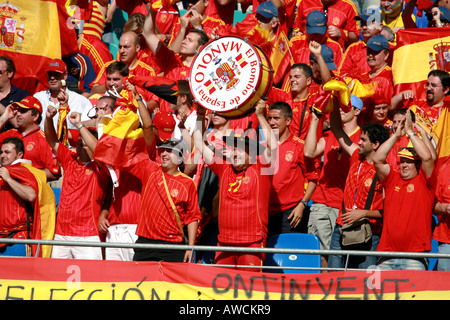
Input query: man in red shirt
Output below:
<box><xmin>267</xmin><ymin>63</ymin><xmax>317</xmax><ymax>141</ymax></box>
<box><xmin>338</xmin><ymin>9</ymin><xmax>384</xmax><ymax>77</ymax></box>
<box><xmin>128</xmin><ymin>138</ymin><xmax>201</xmax><ymax>263</ymax></box>
<box><xmin>143</xmin><ymin>8</ymin><xmax>209</xmax><ymax>113</ymax></box>
<box><xmin>373</xmin><ymin>111</ymin><xmax>436</xmax><ymax>270</ymax></box>
<box><xmin>304</xmin><ymin>95</ymin><xmax>362</xmax><ymax>268</ymax></box>
<box><xmin>45</xmin><ymin>105</ymin><xmax>107</xmax><ymax>260</ymax></box>
<box><xmin>328</xmin><ymin>97</ymin><xmax>390</xmax><ymax>269</ymax></box>
<box><xmin>193</xmin><ymin>99</ymin><xmax>277</xmax><ymax>270</ymax></box>
<box><xmin>0</xmin><ymin>96</ymin><xmax>60</xmax><ymax>181</ymax></box>
<box><xmin>0</xmin><ymin>137</ymin><xmax>38</xmax><ymax>256</ymax></box>
<box><xmin>293</xmin><ymin>0</ymin><xmax>360</xmax><ymax>49</ymax></box>
<box><xmin>433</xmin><ymin>159</ymin><xmax>450</xmax><ymax>271</ymax></box>
<box><xmin>267</xmin><ymin>101</ymin><xmax>318</xmax><ymax>237</ymax></box>
<box><xmin>289</xmin><ymin>10</ymin><xmax>343</xmax><ymax>72</ymax></box>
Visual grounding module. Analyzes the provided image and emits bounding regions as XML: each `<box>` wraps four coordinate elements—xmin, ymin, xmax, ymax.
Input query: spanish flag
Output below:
<box><xmin>7</xmin><ymin>162</ymin><xmax>56</xmax><ymax>258</ymax></box>
<box><xmin>432</xmin><ymin>98</ymin><xmax>450</xmax><ymax>169</ymax></box>
<box><xmin>392</xmin><ymin>27</ymin><xmax>450</xmax><ymax>99</ymax></box>
<box><xmin>93</xmin><ymin>90</ymin><xmax>148</xmax><ymax>170</ymax></box>
<box><xmin>0</xmin><ymin>0</ymin><xmax>78</xmax><ymax>94</ymax></box>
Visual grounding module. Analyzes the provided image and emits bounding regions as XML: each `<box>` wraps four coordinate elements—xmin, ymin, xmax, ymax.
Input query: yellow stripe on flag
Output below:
<box><xmin>0</xmin><ymin>0</ymin><xmax>61</xmax><ymax>58</ymax></box>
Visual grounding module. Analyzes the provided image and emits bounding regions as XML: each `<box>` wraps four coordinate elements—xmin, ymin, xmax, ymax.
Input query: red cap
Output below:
<box><xmin>46</xmin><ymin>58</ymin><xmax>67</xmax><ymax>73</ymax></box>
<box><xmin>12</xmin><ymin>96</ymin><xmax>43</xmax><ymax>114</ymax></box>
<box><xmin>153</xmin><ymin>112</ymin><xmax>175</xmax><ymax>142</ymax></box>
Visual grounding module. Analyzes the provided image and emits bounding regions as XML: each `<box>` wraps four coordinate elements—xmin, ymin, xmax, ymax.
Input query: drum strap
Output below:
<box><xmin>298</xmin><ymin>99</ymin><xmax>308</xmax><ymax>137</ymax></box>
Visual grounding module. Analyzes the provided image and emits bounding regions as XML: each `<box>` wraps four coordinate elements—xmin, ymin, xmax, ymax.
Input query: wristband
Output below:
<box><xmin>76</xmin><ymin>123</ymin><xmax>85</xmax><ymax>130</ymax></box>
<box><xmin>195</xmin><ymin>26</ymin><xmax>203</xmax><ymax>31</ymax></box>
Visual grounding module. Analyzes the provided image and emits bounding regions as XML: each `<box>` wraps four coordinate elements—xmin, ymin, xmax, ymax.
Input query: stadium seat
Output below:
<box><xmin>264</xmin><ymin>233</ymin><xmax>321</xmax><ymax>274</ymax></box>
<box><xmin>429</xmin><ymin>215</ymin><xmax>439</xmax><ymax>271</ymax></box>
<box><xmin>52</xmin><ymin>187</ymin><xmax>61</xmax><ymax>207</ymax></box>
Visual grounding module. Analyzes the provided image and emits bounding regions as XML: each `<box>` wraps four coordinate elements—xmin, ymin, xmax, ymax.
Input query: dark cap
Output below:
<box><xmin>366</xmin><ymin>34</ymin><xmax>389</xmax><ymax>51</ymax></box>
<box><xmin>256</xmin><ymin>0</ymin><xmax>278</xmax><ymax>19</ymax></box>
<box><xmin>306</xmin><ymin>10</ymin><xmax>327</xmax><ymax>35</ymax></box>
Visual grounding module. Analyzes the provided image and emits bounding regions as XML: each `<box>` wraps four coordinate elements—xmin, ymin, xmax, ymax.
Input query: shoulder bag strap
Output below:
<box><xmin>364</xmin><ymin>174</ymin><xmax>378</xmax><ymax>210</ymax></box>
<box><xmin>161</xmin><ymin>172</ymin><xmax>188</xmax><ymax>243</ymax></box>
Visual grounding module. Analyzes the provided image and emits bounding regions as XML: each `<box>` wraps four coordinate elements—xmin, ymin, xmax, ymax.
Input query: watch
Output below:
<box><xmin>135</xmin><ymin>95</ymin><xmax>143</xmax><ymax>102</ymax></box>
<box><xmin>406</xmin><ymin>131</ymin><xmax>417</xmax><ymax>138</ymax></box>
<box><xmin>76</xmin><ymin>123</ymin><xmax>85</xmax><ymax>130</ymax></box>
<box><xmin>300</xmin><ymin>200</ymin><xmax>308</xmax><ymax>208</ymax></box>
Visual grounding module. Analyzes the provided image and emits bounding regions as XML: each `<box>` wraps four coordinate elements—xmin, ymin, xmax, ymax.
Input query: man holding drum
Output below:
<box><xmin>192</xmin><ymin>100</ymin><xmax>277</xmax><ymax>270</ymax></box>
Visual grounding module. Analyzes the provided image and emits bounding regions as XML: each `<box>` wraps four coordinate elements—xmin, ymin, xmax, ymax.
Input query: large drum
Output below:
<box><xmin>189</xmin><ymin>36</ymin><xmax>273</xmax><ymax>118</ymax></box>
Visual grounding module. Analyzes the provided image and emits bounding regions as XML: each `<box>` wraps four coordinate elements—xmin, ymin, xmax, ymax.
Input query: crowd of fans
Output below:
<box><xmin>0</xmin><ymin>0</ymin><xmax>449</xmax><ymax>272</ymax></box>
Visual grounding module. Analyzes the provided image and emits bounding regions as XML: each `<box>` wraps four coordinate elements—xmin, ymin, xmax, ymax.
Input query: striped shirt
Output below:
<box><xmin>131</xmin><ymin>160</ymin><xmax>201</xmax><ymax>243</ymax></box>
<box><xmin>209</xmin><ymin>160</ymin><xmax>272</xmax><ymax>244</ymax></box>
<box><xmin>55</xmin><ymin>144</ymin><xmax>107</xmax><ymax>237</ymax></box>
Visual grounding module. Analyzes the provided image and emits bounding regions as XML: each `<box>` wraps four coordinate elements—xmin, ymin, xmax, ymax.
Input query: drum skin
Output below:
<box><xmin>189</xmin><ymin>36</ymin><xmax>273</xmax><ymax>118</ymax></box>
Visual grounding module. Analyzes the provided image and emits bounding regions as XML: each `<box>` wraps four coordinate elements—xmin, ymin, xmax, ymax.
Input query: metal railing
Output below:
<box><xmin>1</xmin><ymin>238</ymin><xmax>449</xmax><ymax>272</ymax></box>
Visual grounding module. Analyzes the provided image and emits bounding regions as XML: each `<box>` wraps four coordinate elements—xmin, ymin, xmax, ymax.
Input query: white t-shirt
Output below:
<box><xmin>34</xmin><ymin>88</ymin><xmax>92</xmax><ymax>131</ymax></box>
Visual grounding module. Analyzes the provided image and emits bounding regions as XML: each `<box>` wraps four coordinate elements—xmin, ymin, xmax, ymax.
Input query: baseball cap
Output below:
<box><xmin>355</xmin><ymin>8</ymin><xmax>381</xmax><ymax>23</ymax></box>
<box><xmin>366</xmin><ymin>34</ymin><xmax>389</xmax><ymax>51</ymax></box>
<box><xmin>306</xmin><ymin>10</ymin><xmax>327</xmax><ymax>35</ymax></box>
<box><xmin>310</xmin><ymin>44</ymin><xmax>337</xmax><ymax>70</ymax></box>
<box><xmin>157</xmin><ymin>138</ymin><xmax>188</xmax><ymax>159</ymax></box>
<box><xmin>46</xmin><ymin>58</ymin><xmax>68</xmax><ymax>73</ymax></box>
<box><xmin>256</xmin><ymin>1</ymin><xmax>278</xmax><ymax>19</ymax></box>
<box><xmin>153</xmin><ymin>112</ymin><xmax>175</xmax><ymax>142</ymax></box>
<box><xmin>350</xmin><ymin>95</ymin><xmax>363</xmax><ymax>111</ymax></box>
<box><xmin>398</xmin><ymin>147</ymin><xmax>419</xmax><ymax>161</ymax></box>
<box><xmin>439</xmin><ymin>6</ymin><xmax>450</xmax><ymax>22</ymax></box>
<box><xmin>11</xmin><ymin>96</ymin><xmax>43</xmax><ymax>114</ymax></box>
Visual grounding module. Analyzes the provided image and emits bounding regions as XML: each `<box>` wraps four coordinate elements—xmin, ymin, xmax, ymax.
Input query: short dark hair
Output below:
<box><xmin>177</xmin><ymin>80</ymin><xmax>194</xmax><ymax>106</ymax></box>
<box><xmin>106</xmin><ymin>61</ymin><xmax>129</xmax><ymax>77</ymax></box>
<box><xmin>2</xmin><ymin>137</ymin><xmax>24</xmax><ymax>155</ymax></box>
<box><xmin>269</xmin><ymin>101</ymin><xmax>293</xmax><ymax>120</ymax></box>
<box><xmin>361</xmin><ymin>121</ymin><xmax>390</xmax><ymax>145</ymax></box>
<box><xmin>428</xmin><ymin>69</ymin><xmax>450</xmax><ymax>95</ymax></box>
<box><xmin>97</xmin><ymin>95</ymin><xmax>117</xmax><ymax>111</ymax></box>
<box><xmin>393</xmin><ymin>108</ymin><xmax>415</xmax><ymax>122</ymax></box>
<box><xmin>291</xmin><ymin>63</ymin><xmax>313</xmax><ymax>79</ymax></box>
<box><xmin>188</xmin><ymin>28</ymin><xmax>210</xmax><ymax>48</ymax></box>
<box><xmin>0</xmin><ymin>56</ymin><xmax>15</xmax><ymax>79</ymax></box>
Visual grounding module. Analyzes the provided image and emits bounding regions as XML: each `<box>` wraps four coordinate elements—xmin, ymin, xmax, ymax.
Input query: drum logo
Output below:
<box><xmin>204</xmin><ymin>53</ymin><xmax>248</xmax><ymax>94</ymax></box>
<box><xmin>0</xmin><ymin>3</ymin><xmax>24</xmax><ymax>49</ymax></box>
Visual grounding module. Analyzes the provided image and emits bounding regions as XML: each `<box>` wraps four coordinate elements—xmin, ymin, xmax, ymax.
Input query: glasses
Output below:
<box><xmin>424</xmin><ymin>83</ymin><xmax>443</xmax><ymax>89</ymax></box>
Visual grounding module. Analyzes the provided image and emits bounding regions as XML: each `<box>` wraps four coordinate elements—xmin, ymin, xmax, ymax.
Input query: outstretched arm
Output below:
<box><xmin>304</xmin><ymin>111</ymin><xmax>325</xmax><ymax>158</ymax></box>
<box><xmin>69</xmin><ymin>112</ymin><xmax>98</xmax><ymax>153</ymax></box>
<box><xmin>330</xmin><ymin>97</ymin><xmax>358</xmax><ymax>156</ymax></box>
<box><xmin>44</xmin><ymin>105</ymin><xmax>60</xmax><ymax>155</ymax></box>
<box><xmin>373</xmin><ymin>114</ymin><xmax>404</xmax><ymax>181</ymax></box>
<box><xmin>255</xmin><ymin>99</ymin><xmax>277</xmax><ymax>161</ymax></box>
<box><xmin>143</xmin><ymin>7</ymin><xmax>163</xmax><ymax>56</ymax></box>
<box><xmin>192</xmin><ymin>104</ymin><xmax>214</xmax><ymax>164</ymax></box>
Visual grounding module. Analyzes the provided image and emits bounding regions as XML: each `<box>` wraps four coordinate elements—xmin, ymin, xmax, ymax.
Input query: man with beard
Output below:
<box><xmin>328</xmin><ymin>96</ymin><xmax>390</xmax><ymax>270</ymax></box>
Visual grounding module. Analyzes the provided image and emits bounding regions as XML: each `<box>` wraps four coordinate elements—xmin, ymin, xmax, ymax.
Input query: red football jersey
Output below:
<box><xmin>378</xmin><ymin>168</ymin><xmax>437</xmax><ymax>252</ymax></box>
<box><xmin>56</xmin><ymin>144</ymin><xmax>107</xmax><ymax>237</ymax></box>
<box><xmin>269</xmin><ymin>134</ymin><xmax>318</xmax><ymax>214</ymax></box>
<box><xmin>208</xmin><ymin>160</ymin><xmax>272</xmax><ymax>244</ymax></box>
<box><xmin>433</xmin><ymin>162</ymin><xmax>450</xmax><ymax>244</ymax></box>
<box><xmin>311</xmin><ymin>127</ymin><xmax>361</xmax><ymax>209</ymax></box>
<box><xmin>132</xmin><ymin>160</ymin><xmax>201</xmax><ymax>243</ymax></box>
<box><xmin>336</xmin><ymin>149</ymin><xmax>384</xmax><ymax>234</ymax></box>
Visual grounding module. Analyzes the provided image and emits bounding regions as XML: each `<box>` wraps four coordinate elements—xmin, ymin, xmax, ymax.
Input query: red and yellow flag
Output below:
<box><xmin>7</xmin><ymin>162</ymin><xmax>56</xmax><ymax>258</ymax></box>
<box><xmin>392</xmin><ymin>27</ymin><xmax>450</xmax><ymax>99</ymax></box>
<box><xmin>93</xmin><ymin>90</ymin><xmax>148</xmax><ymax>170</ymax></box>
<box><xmin>0</xmin><ymin>0</ymin><xmax>78</xmax><ymax>94</ymax></box>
